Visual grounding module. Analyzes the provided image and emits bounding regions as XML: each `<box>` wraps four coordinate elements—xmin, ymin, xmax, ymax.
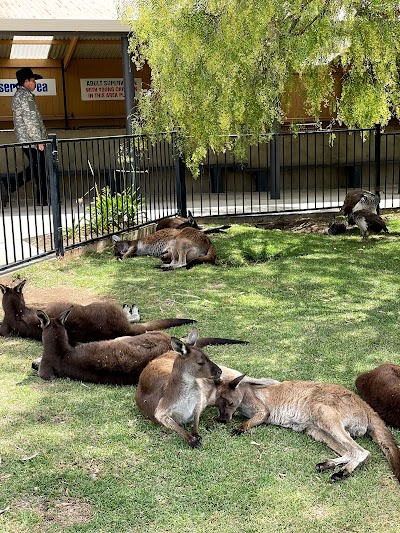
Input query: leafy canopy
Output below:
<box><xmin>119</xmin><ymin>1</ymin><xmax>400</xmax><ymax>173</ymax></box>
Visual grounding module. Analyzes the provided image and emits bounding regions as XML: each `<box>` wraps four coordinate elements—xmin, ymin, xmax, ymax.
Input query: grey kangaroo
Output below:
<box><xmin>35</xmin><ymin>310</ymin><xmax>247</xmax><ymax>384</ymax></box>
<box><xmin>215</xmin><ymin>376</ymin><xmax>400</xmax><ymax>484</ymax></box>
<box><xmin>113</xmin><ymin>227</ymin><xmax>217</xmax><ymax>269</ymax></box>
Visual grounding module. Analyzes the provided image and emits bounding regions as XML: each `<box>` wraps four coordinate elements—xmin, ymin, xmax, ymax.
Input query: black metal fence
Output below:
<box><xmin>0</xmin><ymin>133</ymin><xmax>179</xmax><ymax>272</ymax></box>
<box><xmin>0</xmin><ymin>127</ymin><xmax>399</xmax><ymax>272</ymax></box>
<box><xmin>189</xmin><ymin>125</ymin><xmax>397</xmax><ymax>216</ymax></box>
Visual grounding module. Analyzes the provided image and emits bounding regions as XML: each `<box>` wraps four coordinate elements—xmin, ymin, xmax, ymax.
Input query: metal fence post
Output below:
<box><xmin>270</xmin><ymin>122</ymin><xmax>281</xmax><ymax>199</ymax></box>
<box><xmin>374</xmin><ymin>123</ymin><xmax>381</xmax><ymax>193</ymax></box>
<box><xmin>48</xmin><ymin>133</ymin><xmax>64</xmax><ymax>257</ymax></box>
<box><xmin>174</xmin><ymin>134</ymin><xmax>187</xmax><ymax>217</ymax></box>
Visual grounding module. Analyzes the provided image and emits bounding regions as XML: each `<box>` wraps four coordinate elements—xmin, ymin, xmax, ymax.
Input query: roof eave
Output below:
<box><xmin>0</xmin><ymin>19</ymin><xmax>130</xmax><ymax>35</ymax></box>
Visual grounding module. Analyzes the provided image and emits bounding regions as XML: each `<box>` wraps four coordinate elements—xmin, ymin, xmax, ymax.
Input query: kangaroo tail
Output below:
<box><xmin>185</xmin><ymin>245</ymin><xmax>217</xmax><ymax>269</ymax></box>
<box><xmin>130</xmin><ymin>318</ymin><xmax>196</xmax><ymax>334</ymax></box>
<box><xmin>203</xmin><ymin>225</ymin><xmax>231</xmax><ymax>234</ymax></box>
<box><xmin>194</xmin><ymin>337</ymin><xmax>248</xmax><ymax>348</ymax></box>
<box><xmin>368</xmin><ymin>409</ymin><xmax>400</xmax><ymax>482</ymax></box>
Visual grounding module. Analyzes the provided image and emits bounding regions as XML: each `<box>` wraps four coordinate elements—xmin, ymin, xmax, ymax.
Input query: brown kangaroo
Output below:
<box><xmin>35</xmin><ymin>310</ymin><xmax>247</xmax><ymax>384</ymax></box>
<box><xmin>156</xmin><ymin>211</ymin><xmax>201</xmax><ymax>231</ymax></box>
<box><xmin>350</xmin><ymin>210</ymin><xmax>388</xmax><ymax>240</ymax></box>
<box><xmin>114</xmin><ymin>227</ymin><xmax>217</xmax><ymax>269</ymax></box>
<box><xmin>356</xmin><ymin>364</ymin><xmax>400</xmax><ymax>428</ymax></box>
<box><xmin>136</xmin><ymin>328</ymin><xmax>223</xmax><ymax>447</ymax></box>
<box><xmin>215</xmin><ymin>376</ymin><xmax>400</xmax><ymax>483</ymax></box>
<box><xmin>155</xmin><ymin>212</ymin><xmax>230</xmax><ymax>234</ymax></box>
<box><xmin>0</xmin><ymin>279</ymin><xmax>195</xmax><ymax>344</ymax></box>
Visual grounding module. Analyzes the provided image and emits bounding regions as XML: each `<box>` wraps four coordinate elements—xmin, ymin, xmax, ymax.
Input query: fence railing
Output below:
<box><xmin>0</xmin><ymin>127</ymin><xmax>399</xmax><ymax>272</ymax></box>
<box><xmin>0</xmin><ymin>133</ymin><xmax>179</xmax><ymax>272</ymax></box>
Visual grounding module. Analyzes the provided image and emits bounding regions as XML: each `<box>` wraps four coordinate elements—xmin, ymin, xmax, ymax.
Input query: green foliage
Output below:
<box><xmin>119</xmin><ymin>0</ymin><xmax>400</xmax><ymax>174</ymax></box>
<box><xmin>84</xmin><ymin>185</ymin><xmax>144</xmax><ymax>235</ymax></box>
<box><xmin>67</xmin><ymin>186</ymin><xmax>144</xmax><ymax>238</ymax></box>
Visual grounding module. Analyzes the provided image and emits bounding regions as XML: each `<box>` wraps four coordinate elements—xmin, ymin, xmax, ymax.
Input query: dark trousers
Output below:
<box><xmin>3</xmin><ymin>147</ymin><xmax>49</xmax><ymax>205</ymax></box>
<box><xmin>22</xmin><ymin>147</ymin><xmax>49</xmax><ymax>205</ymax></box>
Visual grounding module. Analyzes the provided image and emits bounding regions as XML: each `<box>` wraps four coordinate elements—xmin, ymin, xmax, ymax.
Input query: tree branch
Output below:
<box><xmin>290</xmin><ymin>0</ymin><xmax>332</xmax><ymax>36</ymax></box>
<box><xmin>288</xmin><ymin>0</ymin><xmax>316</xmax><ymax>34</ymax></box>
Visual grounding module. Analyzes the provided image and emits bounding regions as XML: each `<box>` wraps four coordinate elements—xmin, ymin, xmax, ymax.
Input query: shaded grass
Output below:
<box><xmin>1</xmin><ymin>219</ymin><xmax>400</xmax><ymax>531</ymax></box>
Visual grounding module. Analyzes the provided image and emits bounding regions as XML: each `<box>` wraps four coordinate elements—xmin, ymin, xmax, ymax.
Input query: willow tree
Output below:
<box><xmin>119</xmin><ymin>1</ymin><xmax>400</xmax><ymax>173</ymax></box>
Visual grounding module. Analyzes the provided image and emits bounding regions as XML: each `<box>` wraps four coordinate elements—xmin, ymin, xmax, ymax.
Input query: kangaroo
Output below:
<box><xmin>339</xmin><ymin>188</ymin><xmax>387</xmax><ymax>238</ymax></box>
<box><xmin>351</xmin><ymin>210</ymin><xmax>389</xmax><ymax>239</ymax></box>
<box><xmin>156</xmin><ymin>211</ymin><xmax>201</xmax><ymax>231</ymax></box>
<box><xmin>114</xmin><ymin>227</ymin><xmax>217</xmax><ymax>270</ymax></box>
<box><xmin>35</xmin><ymin>310</ymin><xmax>247</xmax><ymax>384</ymax></box>
<box><xmin>136</xmin><ymin>328</ymin><xmax>223</xmax><ymax>447</ymax></box>
<box><xmin>327</xmin><ymin>217</ymin><xmax>346</xmax><ymax>235</ymax></box>
<box><xmin>356</xmin><ymin>364</ymin><xmax>400</xmax><ymax>428</ymax></box>
<box><xmin>340</xmin><ymin>188</ymin><xmax>381</xmax><ymax>219</ymax></box>
<box><xmin>215</xmin><ymin>376</ymin><xmax>400</xmax><ymax>483</ymax></box>
<box><xmin>0</xmin><ymin>279</ymin><xmax>195</xmax><ymax>344</ymax></box>
<box><xmin>155</xmin><ymin>212</ymin><xmax>230</xmax><ymax>234</ymax></box>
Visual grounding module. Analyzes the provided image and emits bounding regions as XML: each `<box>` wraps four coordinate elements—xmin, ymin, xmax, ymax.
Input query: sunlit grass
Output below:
<box><xmin>1</xmin><ymin>218</ymin><xmax>400</xmax><ymax>532</ymax></box>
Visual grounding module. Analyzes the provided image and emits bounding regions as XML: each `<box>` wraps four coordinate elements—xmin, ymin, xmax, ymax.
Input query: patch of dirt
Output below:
<box><xmin>0</xmin><ymin>277</ymin><xmax>113</xmax><ymax>309</ymax></box>
<box><xmin>27</xmin><ymin>286</ymin><xmax>104</xmax><ymax>308</ymax></box>
<box><xmin>14</xmin><ymin>498</ymin><xmax>93</xmax><ymax>530</ymax></box>
<box><xmin>255</xmin><ymin>217</ymin><xmax>331</xmax><ymax>234</ymax></box>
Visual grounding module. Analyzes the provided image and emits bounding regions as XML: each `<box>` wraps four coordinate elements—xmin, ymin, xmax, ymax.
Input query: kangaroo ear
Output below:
<box><xmin>59</xmin><ymin>306</ymin><xmax>73</xmax><ymax>325</ymax></box>
<box><xmin>15</xmin><ymin>279</ymin><xmax>27</xmax><ymax>293</ymax></box>
<box><xmin>186</xmin><ymin>327</ymin><xmax>199</xmax><ymax>346</ymax></box>
<box><xmin>37</xmin><ymin>309</ymin><xmax>50</xmax><ymax>329</ymax></box>
<box><xmin>0</xmin><ymin>284</ymin><xmax>7</xmax><ymax>294</ymax></box>
<box><xmin>229</xmin><ymin>375</ymin><xmax>246</xmax><ymax>389</ymax></box>
<box><xmin>171</xmin><ymin>337</ymin><xmax>188</xmax><ymax>356</ymax></box>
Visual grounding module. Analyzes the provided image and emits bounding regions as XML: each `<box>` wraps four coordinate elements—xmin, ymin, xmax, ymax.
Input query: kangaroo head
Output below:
<box><xmin>187</xmin><ymin>211</ymin><xmax>201</xmax><ymax>230</ymax></box>
<box><xmin>0</xmin><ymin>279</ymin><xmax>27</xmax><ymax>311</ymax></box>
<box><xmin>113</xmin><ymin>239</ymin><xmax>136</xmax><ymax>258</ymax></box>
<box><xmin>171</xmin><ymin>329</ymin><xmax>222</xmax><ymax>381</ymax></box>
<box><xmin>215</xmin><ymin>374</ymin><xmax>246</xmax><ymax>423</ymax></box>
<box><xmin>37</xmin><ymin>306</ymin><xmax>73</xmax><ymax>341</ymax></box>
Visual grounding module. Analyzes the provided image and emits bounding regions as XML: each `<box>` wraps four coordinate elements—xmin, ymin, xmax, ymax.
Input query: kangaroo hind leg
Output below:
<box><xmin>309</xmin><ymin>407</ymin><xmax>370</xmax><ymax>482</ymax></box>
<box><xmin>307</xmin><ymin>427</ymin><xmax>349</xmax><ymax>472</ymax></box>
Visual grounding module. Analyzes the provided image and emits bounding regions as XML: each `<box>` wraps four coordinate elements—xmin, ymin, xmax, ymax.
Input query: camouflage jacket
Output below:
<box><xmin>11</xmin><ymin>86</ymin><xmax>47</xmax><ymax>145</ymax></box>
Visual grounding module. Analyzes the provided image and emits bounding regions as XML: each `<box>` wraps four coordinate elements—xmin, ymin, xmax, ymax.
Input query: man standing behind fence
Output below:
<box><xmin>11</xmin><ymin>67</ymin><xmax>48</xmax><ymax>206</ymax></box>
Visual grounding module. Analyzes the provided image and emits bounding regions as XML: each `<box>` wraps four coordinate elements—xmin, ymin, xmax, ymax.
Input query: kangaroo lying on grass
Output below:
<box><xmin>215</xmin><ymin>376</ymin><xmax>400</xmax><ymax>483</ymax></box>
<box><xmin>0</xmin><ymin>279</ymin><xmax>194</xmax><ymax>344</ymax></box>
<box><xmin>156</xmin><ymin>211</ymin><xmax>201</xmax><ymax>231</ymax></box>
<box><xmin>356</xmin><ymin>364</ymin><xmax>400</xmax><ymax>429</ymax></box>
<box><xmin>155</xmin><ymin>212</ymin><xmax>230</xmax><ymax>233</ymax></box>
<box><xmin>113</xmin><ymin>227</ymin><xmax>217</xmax><ymax>269</ymax></box>
<box><xmin>34</xmin><ymin>309</ymin><xmax>247</xmax><ymax>384</ymax></box>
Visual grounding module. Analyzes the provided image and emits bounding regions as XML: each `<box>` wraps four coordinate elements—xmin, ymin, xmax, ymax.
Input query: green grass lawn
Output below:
<box><xmin>1</xmin><ymin>218</ymin><xmax>400</xmax><ymax>532</ymax></box>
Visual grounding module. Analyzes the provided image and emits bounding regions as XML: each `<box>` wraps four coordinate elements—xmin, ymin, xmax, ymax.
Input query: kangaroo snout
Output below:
<box><xmin>211</xmin><ymin>364</ymin><xmax>222</xmax><ymax>380</ymax></box>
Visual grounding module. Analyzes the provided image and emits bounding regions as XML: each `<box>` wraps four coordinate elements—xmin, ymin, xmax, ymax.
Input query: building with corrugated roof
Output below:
<box><xmin>0</xmin><ymin>0</ymin><xmax>148</xmax><ymax>136</ymax></box>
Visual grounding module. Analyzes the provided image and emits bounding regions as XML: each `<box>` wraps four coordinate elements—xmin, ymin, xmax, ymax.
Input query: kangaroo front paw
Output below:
<box><xmin>31</xmin><ymin>358</ymin><xmax>41</xmax><ymax>371</ymax></box>
<box><xmin>231</xmin><ymin>428</ymin><xmax>245</xmax><ymax>436</ymax></box>
<box><xmin>188</xmin><ymin>434</ymin><xmax>202</xmax><ymax>448</ymax></box>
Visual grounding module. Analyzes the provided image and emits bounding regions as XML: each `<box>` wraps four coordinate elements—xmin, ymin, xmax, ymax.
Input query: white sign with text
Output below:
<box><xmin>0</xmin><ymin>79</ymin><xmax>57</xmax><ymax>96</ymax></box>
<box><xmin>80</xmin><ymin>78</ymin><xmax>142</xmax><ymax>101</ymax></box>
